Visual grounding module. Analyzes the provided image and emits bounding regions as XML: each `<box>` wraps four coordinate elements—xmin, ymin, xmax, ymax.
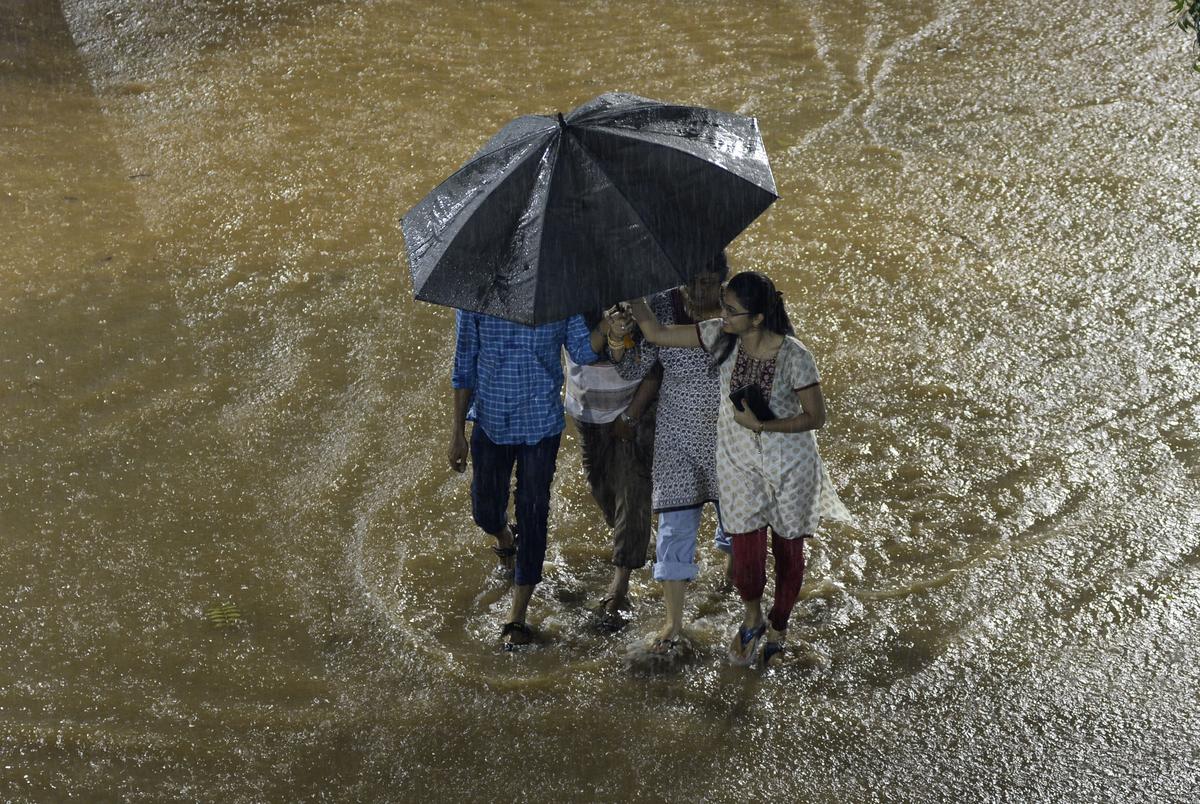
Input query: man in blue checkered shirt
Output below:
<box><xmin>449</xmin><ymin>309</ymin><xmax>607</xmax><ymax>648</ymax></box>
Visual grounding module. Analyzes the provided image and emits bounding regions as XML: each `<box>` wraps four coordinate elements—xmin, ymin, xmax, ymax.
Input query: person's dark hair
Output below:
<box><xmin>707</xmin><ymin>250</ymin><xmax>731</xmax><ymax>282</ymax></box>
<box><xmin>728</xmin><ymin>271</ymin><xmax>794</xmax><ymax>335</ymax></box>
<box><xmin>676</xmin><ymin>250</ymin><xmax>731</xmax><ymax>326</ymax></box>
<box><xmin>712</xmin><ymin>270</ymin><xmax>794</xmax><ymax>365</ymax></box>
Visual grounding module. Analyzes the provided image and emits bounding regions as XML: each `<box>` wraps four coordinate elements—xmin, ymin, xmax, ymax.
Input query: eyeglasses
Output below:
<box><xmin>721</xmin><ymin>306</ymin><xmax>752</xmax><ymax>318</ymax></box>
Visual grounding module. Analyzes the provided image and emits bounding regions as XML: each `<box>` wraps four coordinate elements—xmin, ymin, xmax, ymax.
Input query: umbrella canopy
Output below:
<box><xmin>401</xmin><ymin>92</ymin><xmax>778</xmax><ymax>325</ymax></box>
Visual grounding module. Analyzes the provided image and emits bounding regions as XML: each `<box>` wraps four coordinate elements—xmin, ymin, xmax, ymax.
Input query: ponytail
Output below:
<box><xmin>764</xmin><ymin>288</ymin><xmax>794</xmax><ymax>337</ymax></box>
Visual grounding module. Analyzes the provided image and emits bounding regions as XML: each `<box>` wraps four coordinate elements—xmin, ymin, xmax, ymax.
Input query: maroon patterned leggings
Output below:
<box><xmin>729</xmin><ymin>527</ymin><xmax>808</xmax><ymax>632</ymax></box>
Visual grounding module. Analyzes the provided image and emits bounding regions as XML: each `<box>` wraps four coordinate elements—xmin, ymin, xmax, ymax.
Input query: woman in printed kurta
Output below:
<box><xmin>627</xmin><ymin>270</ymin><xmax>852</xmax><ymax>667</ymax></box>
<box><xmin>609</xmin><ymin>260</ymin><xmax>729</xmax><ymax>656</ymax></box>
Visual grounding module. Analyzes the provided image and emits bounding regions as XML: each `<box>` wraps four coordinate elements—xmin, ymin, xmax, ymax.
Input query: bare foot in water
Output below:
<box><xmin>648</xmin><ymin>625</ymin><xmax>683</xmax><ymax>654</ymax></box>
<box><xmin>624</xmin><ymin>631</ymin><xmax>691</xmax><ymax>674</ymax></box>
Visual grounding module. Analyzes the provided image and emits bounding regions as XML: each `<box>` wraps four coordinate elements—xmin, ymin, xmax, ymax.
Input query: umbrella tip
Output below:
<box><xmin>557</xmin><ymin>112</ymin><xmax>567</xmax><ymax>129</ymax></box>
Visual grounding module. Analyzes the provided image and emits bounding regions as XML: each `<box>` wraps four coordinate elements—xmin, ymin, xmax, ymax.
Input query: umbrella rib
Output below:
<box><xmin>468</xmin><ymin>125</ymin><xmax>557</xmax><ymax>166</ymax></box>
<box><xmin>565</xmin><ymin>127</ymin><xmax>688</xmax><ymax>287</ymax></box>
<box><xmin>570</xmin><ymin>101</ymin><xmax>700</xmax><ymax>127</ymax></box>
<box><xmin>529</xmin><ymin>135</ymin><xmax>562</xmax><ymax>322</ymax></box>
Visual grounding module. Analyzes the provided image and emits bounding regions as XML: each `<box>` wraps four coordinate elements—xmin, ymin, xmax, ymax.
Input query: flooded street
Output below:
<box><xmin>3</xmin><ymin>0</ymin><xmax>1200</xmax><ymax>800</ymax></box>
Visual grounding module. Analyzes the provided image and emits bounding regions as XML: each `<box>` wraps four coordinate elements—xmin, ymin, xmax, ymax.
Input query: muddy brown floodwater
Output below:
<box><xmin>2</xmin><ymin>0</ymin><xmax>1199</xmax><ymax>801</ymax></box>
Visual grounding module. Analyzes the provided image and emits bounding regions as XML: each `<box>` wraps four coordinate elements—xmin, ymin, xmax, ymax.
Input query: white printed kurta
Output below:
<box><xmin>616</xmin><ymin>292</ymin><xmax>720</xmax><ymax>513</ymax></box>
<box><xmin>698</xmin><ymin>318</ymin><xmax>853</xmax><ymax>539</ymax></box>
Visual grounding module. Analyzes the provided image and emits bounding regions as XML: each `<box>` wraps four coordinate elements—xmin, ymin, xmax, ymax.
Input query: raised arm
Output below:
<box><xmin>565</xmin><ymin>313</ymin><xmax>606</xmax><ymax>365</ymax></box>
<box><xmin>627</xmin><ymin>298</ymin><xmax>701</xmax><ymax>348</ymax></box>
<box><xmin>589</xmin><ymin>319</ymin><xmax>610</xmax><ymax>357</ymax></box>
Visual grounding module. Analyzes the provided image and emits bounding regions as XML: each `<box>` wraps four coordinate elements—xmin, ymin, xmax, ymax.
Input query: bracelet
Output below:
<box><xmin>620</xmin><ymin>411</ymin><xmax>638</xmax><ymax>425</ymax></box>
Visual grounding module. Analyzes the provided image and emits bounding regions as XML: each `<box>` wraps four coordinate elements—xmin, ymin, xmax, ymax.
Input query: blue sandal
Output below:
<box><xmin>728</xmin><ymin>623</ymin><xmax>767</xmax><ymax>667</ymax></box>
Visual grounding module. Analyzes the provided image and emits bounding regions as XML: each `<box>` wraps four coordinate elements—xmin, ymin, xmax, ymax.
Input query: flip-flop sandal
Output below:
<box><xmin>728</xmin><ymin>623</ymin><xmax>766</xmax><ymax>667</ymax></box>
<box><xmin>489</xmin><ymin>545</ymin><xmax>516</xmax><ymax>580</ymax></box>
<box><xmin>597</xmin><ymin>610</ymin><xmax>626</xmax><ymax>633</ymax></box>
<box><xmin>762</xmin><ymin>641</ymin><xmax>785</xmax><ymax>667</ymax></box>
<box><xmin>594</xmin><ymin>596</ymin><xmax>629</xmax><ymax>633</ymax></box>
<box><xmin>490</xmin><ymin>522</ymin><xmax>519</xmax><ymax>568</ymax></box>
<box><xmin>501</xmin><ymin>621</ymin><xmax>532</xmax><ymax>651</ymax></box>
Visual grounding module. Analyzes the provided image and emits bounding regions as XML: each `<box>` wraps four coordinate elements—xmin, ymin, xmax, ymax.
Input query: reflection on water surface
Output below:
<box><xmin>2</xmin><ymin>0</ymin><xmax>1199</xmax><ymax>800</ymax></box>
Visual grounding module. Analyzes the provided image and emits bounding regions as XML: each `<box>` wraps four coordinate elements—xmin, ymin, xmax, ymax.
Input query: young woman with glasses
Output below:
<box><xmin>620</xmin><ymin>269</ymin><xmax>853</xmax><ymax>667</ymax></box>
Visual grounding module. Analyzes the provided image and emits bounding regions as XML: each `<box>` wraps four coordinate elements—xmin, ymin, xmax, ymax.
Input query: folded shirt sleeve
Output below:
<box><xmin>451</xmin><ymin>310</ymin><xmax>479</xmax><ymax>389</ymax></box>
<box><xmin>564</xmin><ymin>314</ymin><xmax>599</xmax><ymax>366</ymax></box>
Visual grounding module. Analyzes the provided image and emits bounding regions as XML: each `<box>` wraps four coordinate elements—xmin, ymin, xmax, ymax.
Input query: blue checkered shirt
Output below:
<box><xmin>452</xmin><ymin>311</ymin><xmax>598</xmax><ymax>445</ymax></box>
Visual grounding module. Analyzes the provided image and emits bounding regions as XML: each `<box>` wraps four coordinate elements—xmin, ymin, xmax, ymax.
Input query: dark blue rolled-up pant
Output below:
<box><xmin>470</xmin><ymin>425</ymin><xmax>561</xmax><ymax>587</ymax></box>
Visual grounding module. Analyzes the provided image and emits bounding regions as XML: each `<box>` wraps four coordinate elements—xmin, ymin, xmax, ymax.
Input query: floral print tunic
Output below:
<box><xmin>698</xmin><ymin>318</ymin><xmax>853</xmax><ymax>538</ymax></box>
<box><xmin>616</xmin><ymin>291</ymin><xmax>720</xmax><ymax>513</ymax></box>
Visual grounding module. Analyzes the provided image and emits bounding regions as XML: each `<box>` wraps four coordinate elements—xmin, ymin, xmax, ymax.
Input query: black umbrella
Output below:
<box><xmin>401</xmin><ymin>92</ymin><xmax>778</xmax><ymax>325</ymax></box>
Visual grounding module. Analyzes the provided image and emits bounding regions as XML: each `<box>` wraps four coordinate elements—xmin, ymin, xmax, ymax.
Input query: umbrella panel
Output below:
<box><xmin>569</xmin><ymin>125</ymin><xmax>776</xmax><ymax>276</ymax></box>
<box><xmin>568</xmin><ymin>97</ymin><xmax>776</xmax><ymax>196</ymax></box>
<box><xmin>531</xmin><ymin>133</ymin><xmax>686</xmax><ymax>322</ymax></box>
<box><xmin>409</xmin><ymin>138</ymin><xmax>554</xmax><ymax>321</ymax></box>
